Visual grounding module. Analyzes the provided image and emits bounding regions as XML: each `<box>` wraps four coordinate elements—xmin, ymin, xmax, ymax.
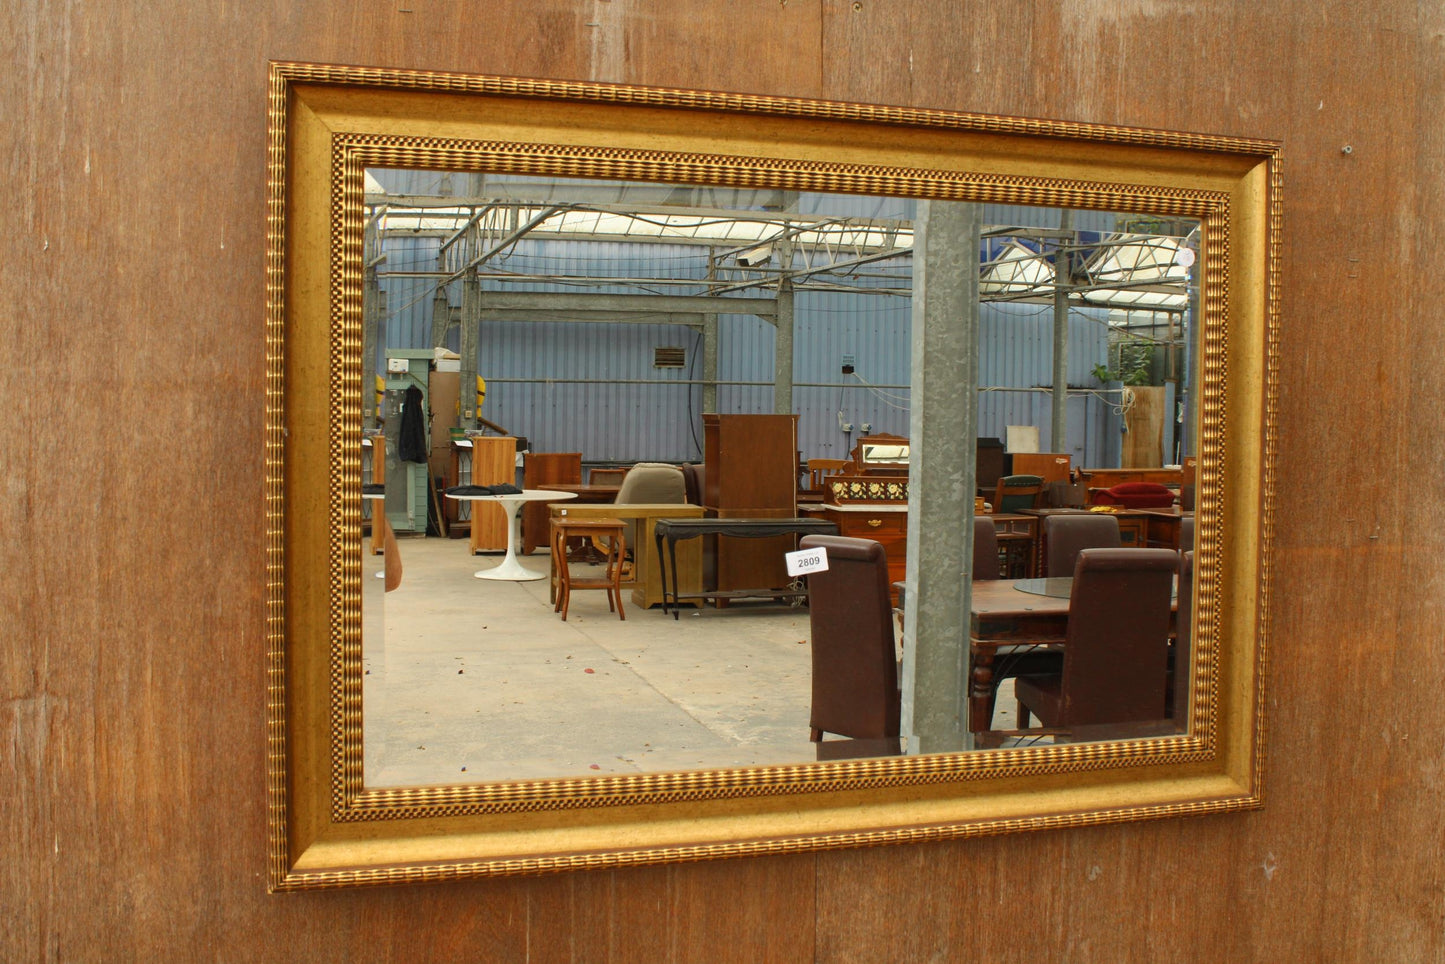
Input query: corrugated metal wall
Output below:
<box><xmin>372</xmin><ymin>199</ymin><xmax>1129</xmax><ymax>467</ymax></box>
<box><xmin>977</xmin><ymin>301</ymin><xmax>1119</xmax><ymax>466</ymax></box>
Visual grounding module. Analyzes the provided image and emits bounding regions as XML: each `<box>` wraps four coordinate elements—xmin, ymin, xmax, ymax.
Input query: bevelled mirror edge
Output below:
<box><xmin>264</xmin><ymin>62</ymin><xmax>1278</xmax><ymax>891</ymax></box>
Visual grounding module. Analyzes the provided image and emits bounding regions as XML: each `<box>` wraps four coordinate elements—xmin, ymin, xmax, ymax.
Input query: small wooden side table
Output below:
<box><xmin>551</xmin><ymin>517</ymin><xmax>627</xmax><ymax>621</ymax></box>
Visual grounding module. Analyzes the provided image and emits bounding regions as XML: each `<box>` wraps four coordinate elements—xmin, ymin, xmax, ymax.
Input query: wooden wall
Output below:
<box><xmin>7</xmin><ymin>2</ymin><xmax>1443</xmax><ymax>960</ymax></box>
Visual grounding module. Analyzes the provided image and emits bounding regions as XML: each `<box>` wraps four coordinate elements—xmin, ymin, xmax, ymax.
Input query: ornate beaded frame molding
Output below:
<box><xmin>265</xmin><ymin>61</ymin><xmax>1280</xmax><ymax>891</ymax></box>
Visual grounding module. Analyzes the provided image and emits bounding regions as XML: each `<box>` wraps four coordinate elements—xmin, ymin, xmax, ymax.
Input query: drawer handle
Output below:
<box><xmin>867</xmin><ymin>518</ymin><xmax>883</xmax><ymax>527</ymax></box>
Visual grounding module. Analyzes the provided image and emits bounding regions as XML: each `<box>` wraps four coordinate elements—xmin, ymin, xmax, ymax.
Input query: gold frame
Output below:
<box><xmin>265</xmin><ymin>61</ymin><xmax>1279</xmax><ymax>890</ymax></box>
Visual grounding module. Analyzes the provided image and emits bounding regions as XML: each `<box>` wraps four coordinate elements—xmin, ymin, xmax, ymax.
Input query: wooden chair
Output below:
<box><xmin>589</xmin><ymin>466</ymin><xmax>628</xmax><ymax>486</ymax></box>
<box><xmin>805</xmin><ymin>458</ymin><xmax>849</xmax><ymax>496</ymax></box>
<box><xmin>1043</xmin><ymin>514</ymin><xmax>1121</xmax><ymax>577</ymax></box>
<box><xmin>800</xmin><ymin>535</ymin><xmax>901</xmax><ymax>759</ymax></box>
<box><xmin>551</xmin><ymin>517</ymin><xmax>626</xmax><ymax>621</ymax></box>
<box><xmin>992</xmin><ymin>474</ymin><xmax>1044</xmax><ymax>513</ymax></box>
<box><xmin>680</xmin><ymin>462</ymin><xmax>704</xmax><ymax>506</ymax></box>
<box><xmin>1015</xmin><ymin>548</ymin><xmax>1177</xmax><ymax>733</ymax></box>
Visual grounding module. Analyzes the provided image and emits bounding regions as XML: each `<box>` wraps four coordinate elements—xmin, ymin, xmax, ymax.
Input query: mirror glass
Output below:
<box><xmin>861</xmin><ymin>443</ymin><xmax>909</xmax><ymax>464</ymax></box>
<box><xmin>358</xmin><ymin>169</ymin><xmax>1199</xmax><ymax>788</ymax></box>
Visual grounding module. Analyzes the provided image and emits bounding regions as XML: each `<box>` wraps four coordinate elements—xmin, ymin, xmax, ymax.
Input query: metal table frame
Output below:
<box><xmin>653</xmin><ymin>517</ymin><xmax>839</xmax><ymax>619</ymax></box>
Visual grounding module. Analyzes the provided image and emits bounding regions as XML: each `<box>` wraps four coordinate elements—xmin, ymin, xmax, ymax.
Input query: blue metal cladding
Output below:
<box><xmin>976</xmin><ymin>300</ymin><xmax>1116</xmax><ymax>463</ymax></box>
<box><xmin>371</xmin><ymin>206</ymin><xmax>1125</xmax><ymax>468</ymax></box>
<box><xmin>377</xmin><ymin>237</ymin><xmax>450</xmax><ymax>360</ymax></box>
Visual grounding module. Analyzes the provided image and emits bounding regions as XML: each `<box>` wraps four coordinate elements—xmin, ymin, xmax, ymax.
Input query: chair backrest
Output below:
<box><xmin>993</xmin><ymin>474</ymin><xmax>1044</xmax><ymax>513</ymax></box>
<box><xmin>589</xmin><ymin>466</ymin><xmax>628</xmax><ymax>486</ymax></box>
<box><xmin>614</xmin><ymin>463</ymin><xmax>686</xmax><ymax>505</ymax></box>
<box><xmin>972</xmin><ymin>516</ymin><xmax>1000</xmax><ymax>580</ymax></box>
<box><xmin>1172</xmin><ymin>549</ymin><xmax>1193</xmax><ymax>727</ymax></box>
<box><xmin>1044</xmin><ymin>513</ymin><xmax>1122</xmax><ymax>577</ymax></box>
<box><xmin>806</xmin><ymin>458</ymin><xmax>850</xmax><ymax>493</ymax></box>
<box><xmin>614</xmin><ymin>463</ymin><xmax>687</xmax><ymax>548</ymax></box>
<box><xmin>799</xmin><ymin>535</ymin><xmax>900</xmax><ymax>743</ymax></box>
<box><xmin>1178</xmin><ymin>514</ymin><xmax>1195</xmax><ymax>555</ymax></box>
<box><xmin>680</xmin><ymin>462</ymin><xmax>704</xmax><ymax>505</ymax></box>
<box><xmin>1061</xmin><ymin>548</ymin><xmax>1176</xmax><ymax>726</ymax></box>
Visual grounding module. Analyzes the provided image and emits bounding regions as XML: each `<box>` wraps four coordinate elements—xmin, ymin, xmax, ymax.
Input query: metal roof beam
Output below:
<box><xmin>477</xmin><ymin>310</ymin><xmax>707</xmax><ymax>326</ymax></box>
<box><xmin>478</xmin><ymin>291</ymin><xmax>777</xmax><ymax>318</ymax></box>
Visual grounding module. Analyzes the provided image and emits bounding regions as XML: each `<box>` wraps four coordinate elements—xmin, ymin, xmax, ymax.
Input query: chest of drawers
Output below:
<box><xmin>819</xmin><ymin>505</ymin><xmax>907</xmax><ymax>605</ymax></box>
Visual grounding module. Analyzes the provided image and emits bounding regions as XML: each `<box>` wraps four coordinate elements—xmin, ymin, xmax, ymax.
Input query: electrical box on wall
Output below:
<box><xmin>386</xmin><ymin>357</ymin><xmax>410</xmax><ymax>373</ymax></box>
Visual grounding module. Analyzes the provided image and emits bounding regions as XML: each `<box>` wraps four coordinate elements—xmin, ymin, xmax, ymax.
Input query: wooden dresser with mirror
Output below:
<box><xmin>816</xmin><ymin>434</ymin><xmax>910</xmax><ymax>605</ymax></box>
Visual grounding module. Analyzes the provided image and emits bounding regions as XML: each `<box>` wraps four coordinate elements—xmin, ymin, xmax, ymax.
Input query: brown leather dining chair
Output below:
<box><xmin>1167</xmin><ymin>549</ymin><xmax>1194</xmax><ymax>727</ymax></box>
<box><xmin>1043</xmin><ymin>513</ymin><xmax>1121</xmax><ymax>577</ymax></box>
<box><xmin>800</xmin><ymin>534</ymin><xmax>901</xmax><ymax>759</ymax></box>
<box><xmin>973</xmin><ymin>515</ymin><xmax>1000</xmax><ymax>580</ymax></box>
<box><xmin>1015</xmin><ymin>547</ymin><xmax>1177</xmax><ymax>734</ymax></box>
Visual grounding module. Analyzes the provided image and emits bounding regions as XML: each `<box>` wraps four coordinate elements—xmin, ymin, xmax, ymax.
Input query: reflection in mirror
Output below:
<box><xmin>358</xmin><ymin>169</ymin><xmax>1199</xmax><ymax>787</ymax></box>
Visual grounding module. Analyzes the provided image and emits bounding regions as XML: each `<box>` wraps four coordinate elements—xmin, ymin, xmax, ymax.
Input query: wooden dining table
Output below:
<box><xmin>969</xmin><ymin>578</ymin><xmax>1071</xmax><ymax>735</ymax></box>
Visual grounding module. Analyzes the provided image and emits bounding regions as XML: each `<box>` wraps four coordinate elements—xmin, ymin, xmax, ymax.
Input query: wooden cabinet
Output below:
<box><xmin>522</xmin><ymin>452</ymin><xmax>582</xmax><ymax>554</ymax></box>
<box><xmin>1010</xmin><ymin>452</ymin><xmax>1072</xmax><ymax>486</ymax></box>
<box><xmin>1141</xmin><ymin>508</ymin><xmax>1188</xmax><ymax>549</ymax></box>
<box><xmin>1117</xmin><ymin>516</ymin><xmax>1147</xmax><ymax>547</ymax></box>
<box><xmin>819</xmin><ymin>505</ymin><xmax>906</xmax><ymax>605</ymax></box>
<box><xmin>466</xmin><ymin>436</ymin><xmax>517</xmax><ymax>553</ymax></box>
<box><xmin>703</xmin><ymin>414</ymin><xmax>798</xmax><ymax>594</ymax></box>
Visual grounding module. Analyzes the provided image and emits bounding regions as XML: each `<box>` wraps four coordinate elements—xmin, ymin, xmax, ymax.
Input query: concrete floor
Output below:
<box><xmin>364</xmin><ymin>534</ymin><xmax>832</xmax><ymax>787</ymax></box>
<box><xmin>362</xmin><ymin>533</ymin><xmax>1027</xmax><ymax>789</ymax></box>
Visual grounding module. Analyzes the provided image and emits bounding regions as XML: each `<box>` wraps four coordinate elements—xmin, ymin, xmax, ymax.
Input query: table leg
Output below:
<box><xmin>655</xmin><ymin>528</ymin><xmax>673</xmax><ymax>617</ymax></box>
<box><xmin>477</xmin><ymin>498</ymin><xmax>545</xmax><ymax>581</ymax></box>
<box><xmin>969</xmin><ymin>646</ymin><xmax>998</xmax><ymax>734</ymax></box>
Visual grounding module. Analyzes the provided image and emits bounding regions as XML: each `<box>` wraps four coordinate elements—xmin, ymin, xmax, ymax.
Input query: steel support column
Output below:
<box><xmin>902</xmin><ymin>200</ymin><xmax>981</xmax><ymax>755</ymax></box>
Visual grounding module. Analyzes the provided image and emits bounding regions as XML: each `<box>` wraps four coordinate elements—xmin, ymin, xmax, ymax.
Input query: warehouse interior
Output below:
<box><xmin>361</xmin><ymin>169</ymin><xmax>1199</xmax><ymax>786</ymax></box>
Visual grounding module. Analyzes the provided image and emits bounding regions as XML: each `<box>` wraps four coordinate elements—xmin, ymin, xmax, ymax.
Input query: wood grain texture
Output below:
<box><xmin>5</xmin><ymin>0</ymin><xmax>1444</xmax><ymax>961</ymax></box>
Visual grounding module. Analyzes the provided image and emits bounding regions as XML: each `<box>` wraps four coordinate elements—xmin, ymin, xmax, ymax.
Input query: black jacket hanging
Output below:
<box><xmin>398</xmin><ymin>385</ymin><xmax>429</xmax><ymax>463</ymax></box>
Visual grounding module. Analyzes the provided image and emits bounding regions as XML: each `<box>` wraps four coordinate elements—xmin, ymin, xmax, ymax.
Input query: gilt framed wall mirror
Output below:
<box><xmin>266</xmin><ymin>61</ymin><xmax>1278</xmax><ymax>890</ymax></box>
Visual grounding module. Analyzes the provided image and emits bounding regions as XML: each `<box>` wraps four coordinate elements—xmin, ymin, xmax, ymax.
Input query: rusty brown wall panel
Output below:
<box><xmin>5</xmin><ymin>0</ymin><xmax>1445</xmax><ymax>960</ymax></box>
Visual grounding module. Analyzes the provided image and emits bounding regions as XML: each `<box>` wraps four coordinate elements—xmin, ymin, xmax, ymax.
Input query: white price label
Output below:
<box><xmin>785</xmin><ymin>546</ymin><xmax>829</xmax><ymax>577</ymax></box>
